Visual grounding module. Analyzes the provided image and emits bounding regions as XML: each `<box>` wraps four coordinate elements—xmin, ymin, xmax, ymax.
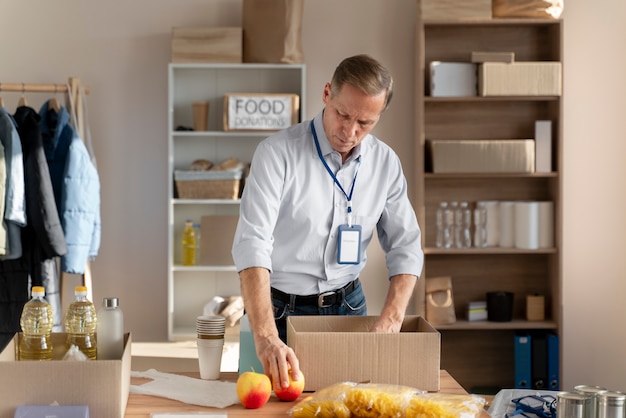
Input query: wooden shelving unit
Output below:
<box><xmin>414</xmin><ymin>8</ymin><xmax>563</xmax><ymax>391</ymax></box>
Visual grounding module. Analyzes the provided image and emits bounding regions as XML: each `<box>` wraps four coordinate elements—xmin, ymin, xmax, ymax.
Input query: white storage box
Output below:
<box><xmin>430</xmin><ymin>62</ymin><xmax>478</xmax><ymax>97</ymax></box>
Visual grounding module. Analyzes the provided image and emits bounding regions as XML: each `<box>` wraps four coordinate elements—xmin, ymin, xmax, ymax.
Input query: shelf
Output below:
<box><xmin>424</xmin><ymin>247</ymin><xmax>557</xmax><ymax>255</ymax></box>
<box><xmin>171</xmin><ymin>131</ymin><xmax>274</xmax><ymax>138</ymax></box>
<box><xmin>422</xmin><ymin>18</ymin><xmax>563</xmax><ymax>26</ymax></box>
<box><xmin>173</xmin><ymin>198</ymin><xmax>241</xmax><ymax>205</ymax></box>
<box><xmin>424</xmin><ymin>96</ymin><xmax>560</xmax><ymax>102</ymax></box>
<box><xmin>172</xmin><ymin>265</ymin><xmax>237</xmax><ymax>272</ymax></box>
<box><xmin>424</xmin><ymin>172</ymin><xmax>558</xmax><ymax>179</ymax></box>
<box><xmin>434</xmin><ymin>319</ymin><xmax>558</xmax><ymax>331</ymax></box>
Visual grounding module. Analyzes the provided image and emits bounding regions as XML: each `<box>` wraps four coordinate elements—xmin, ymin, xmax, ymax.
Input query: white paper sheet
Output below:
<box><xmin>130</xmin><ymin>369</ymin><xmax>239</xmax><ymax>408</ymax></box>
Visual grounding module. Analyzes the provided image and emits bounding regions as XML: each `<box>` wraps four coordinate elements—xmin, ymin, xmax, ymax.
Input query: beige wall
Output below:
<box><xmin>1</xmin><ymin>0</ymin><xmax>625</xmax><ymax>390</ymax></box>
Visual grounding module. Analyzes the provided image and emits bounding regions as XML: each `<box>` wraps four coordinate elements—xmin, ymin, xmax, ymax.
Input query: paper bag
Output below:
<box><xmin>493</xmin><ymin>0</ymin><xmax>564</xmax><ymax>18</ymax></box>
<box><xmin>426</xmin><ymin>276</ymin><xmax>456</xmax><ymax>325</ymax></box>
<box><xmin>242</xmin><ymin>0</ymin><xmax>304</xmax><ymax>63</ymax></box>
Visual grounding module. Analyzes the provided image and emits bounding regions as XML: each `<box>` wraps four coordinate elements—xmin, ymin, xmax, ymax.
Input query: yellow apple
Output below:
<box><xmin>236</xmin><ymin>371</ymin><xmax>272</xmax><ymax>409</ymax></box>
<box><xmin>273</xmin><ymin>369</ymin><xmax>305</xmax><ymax>402</ymax></box>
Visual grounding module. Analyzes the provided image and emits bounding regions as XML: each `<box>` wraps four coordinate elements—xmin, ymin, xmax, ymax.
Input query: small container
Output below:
<box><xmin>597</xmin><ymin>390</ymin><xmax>626</xmax><ymax>418</ymax></box>
<box><xmin>575</xmin><ymin>385</ymin><xmax>608</xmax><ymax>418</ymax></box>
<box><xmin>96</xmin><ymin>297</ymin><xmax>124</xmax><ymax>360</ymax></box>
<box><xmin>557</xmin><ymin>391</ymin><xmax>593</xmax><ymax>418</ymax></box>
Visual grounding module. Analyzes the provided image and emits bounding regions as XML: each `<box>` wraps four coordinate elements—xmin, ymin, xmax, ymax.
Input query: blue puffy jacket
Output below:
<box><xmin>39</xmin><ymin>100</ymin><xmax>100</xmax><ymax>274</ymax></box>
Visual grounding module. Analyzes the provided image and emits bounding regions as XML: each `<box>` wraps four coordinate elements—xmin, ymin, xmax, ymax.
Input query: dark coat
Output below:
<box><xmin>0</xmin><ymin>106</ymin><xmax>67</xmax><ymax>351</ymax></box>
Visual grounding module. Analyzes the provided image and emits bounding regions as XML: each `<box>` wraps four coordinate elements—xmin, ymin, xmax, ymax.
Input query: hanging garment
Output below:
<box><xmin>13</xmin><ymin>106</ymin><xmax>67</xmax><ymax>259</ymax></box>
<box><xmin>0</xmin><ymin>106</ymin><xmax>67</xmax><ymax>351</ymax></box>
<box><xmin>39</xmin><ymin>100</ymin><xmax>100</xmax><ymax>275</ymax></box>
<box><xmin>0</xmin><ymin>107</ymin><xmax>26</xmax><ymax>260</ymax></box>
<box><xmin>0</xmin><ymin>141</ymin><xmax>7</xmax><ymax>255</ymax></box>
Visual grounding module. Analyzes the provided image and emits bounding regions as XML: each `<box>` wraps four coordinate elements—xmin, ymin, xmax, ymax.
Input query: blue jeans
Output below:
<box><xmin>272</xmin><ymin>280</ymin><xmax>367</xmax><ymax>343</ymax></box>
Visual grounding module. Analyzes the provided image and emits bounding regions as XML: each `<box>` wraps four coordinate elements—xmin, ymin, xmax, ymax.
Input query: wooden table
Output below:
<box><xmin>125</xmin><ymin>371</ymin><xmax>491</xmax><ymax>417</ymax></box>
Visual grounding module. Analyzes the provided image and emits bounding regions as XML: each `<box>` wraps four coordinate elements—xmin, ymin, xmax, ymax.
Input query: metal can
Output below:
<box><xmin>575</xmin><ymin>385</ymin><xmax>609</xmax><ymax>418</ymax></box>
<box><xmin>597</xmin><ymin>391</ymin><xmax>626</xmax><ymax>418</ymax></box>
<box><xmin>557</xmin><ymin>392</ymin><xmax>594</xmax><ymax>418</ymax></box>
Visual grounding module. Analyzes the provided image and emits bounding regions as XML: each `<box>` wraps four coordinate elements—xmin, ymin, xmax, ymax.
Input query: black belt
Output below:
<box><xmin>271</xmin><ymin>278</ymin><xmax>359</xmax><ymax>308</ymax></box>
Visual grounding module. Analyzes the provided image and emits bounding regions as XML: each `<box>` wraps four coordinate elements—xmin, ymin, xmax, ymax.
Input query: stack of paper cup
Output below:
<box><xmin>196</xmin><ymin>315</ymin><xmax>225</xmax><ymax>380</ymax></box>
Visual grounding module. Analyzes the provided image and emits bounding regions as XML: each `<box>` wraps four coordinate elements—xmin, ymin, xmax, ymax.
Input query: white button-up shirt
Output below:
<box><xmin>232</xmin><ymin>111</ymin><xmax>423</xmax><ymax>295</ymax></box>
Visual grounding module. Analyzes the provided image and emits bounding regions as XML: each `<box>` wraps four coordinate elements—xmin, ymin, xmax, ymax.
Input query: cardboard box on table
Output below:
<box><xmin>287</xmin><ymin>315</ymin><xmax>441</xmax><ymax>391</ymax></box>
<box><xmin>0</xmin><ymin>332</ymin><xmax>132</xmax><ymax>418</ymax></box>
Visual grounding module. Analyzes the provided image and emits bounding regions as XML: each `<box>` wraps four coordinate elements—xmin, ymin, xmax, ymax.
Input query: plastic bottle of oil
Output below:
<box><xmin>19</xmin><ymin>286</ymin><xmax>54</xmax><ymax>360</ymax></box>
<box><xmin>64</xmin><ymin>286</ymin><xmax>97</xmax><ymax>360</ymax></box>
<box><xmin>181</xmin><ymin>220</ymin><xmax>197</xmax><ymax>266</ymax></box>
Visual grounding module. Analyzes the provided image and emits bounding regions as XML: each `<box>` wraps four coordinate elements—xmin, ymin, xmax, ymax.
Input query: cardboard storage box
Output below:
<box><xmin>426</xmin><ymin>139</ymin><xmax>535</xmax><ymax>173</ymax></box>
<box><xmin>479</xmin><ymin>62</ymin><xmax>562</xmax><ymax>96</ymax></box>
<box><xmin>287</xmin><ymin>316</ymin><xmax>440</xmax><ymax>391</ymax></box>
<box><xmin>172</xmin><ymin>27</ymin><xmax>242</xmax><ymax>63</ymax></box>
<box><xmin>0</xmin><ymin>332</ymin><xmax>132</xmax><ymax>418</ymax></box>
<box><xmin>421</xmin><ymin>0</ymin><xmax>492</xmax><ymax>19</ymax></box>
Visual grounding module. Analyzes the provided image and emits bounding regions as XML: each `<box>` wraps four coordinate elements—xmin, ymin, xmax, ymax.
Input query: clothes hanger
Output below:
<box><xmin>49</xmin><ymin>84</ymin><xmax>60</xmax><ymax>112</ymax></box>
<box><xmin>17</xmin><ymin>83</ymin><xmax>27</xmax><ymax>107</ymax></box>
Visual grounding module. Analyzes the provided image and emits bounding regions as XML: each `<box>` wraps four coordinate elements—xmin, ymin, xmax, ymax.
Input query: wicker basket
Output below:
<box><xmin>174</xmin><ymin>170</ymin><xmax>242</xmax><ymax>199</ymax></box>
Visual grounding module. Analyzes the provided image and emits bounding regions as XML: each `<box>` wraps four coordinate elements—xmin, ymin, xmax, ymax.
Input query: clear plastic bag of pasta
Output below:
<box><xmin>289</xmin><ymin>381</ymin><xmax>423</xmax><ymax>418</ymax></box>
<box><xmin>406</xmin><ymin>393</ymin><xmax>487</xmax><ymax>418</ymax></box>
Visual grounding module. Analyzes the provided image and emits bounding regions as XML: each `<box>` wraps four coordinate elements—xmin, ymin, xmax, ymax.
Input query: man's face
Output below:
<box><xmin>321</xmin><ymin>82</ymin><xmax>386</xmax><ymax>161</ymax></box>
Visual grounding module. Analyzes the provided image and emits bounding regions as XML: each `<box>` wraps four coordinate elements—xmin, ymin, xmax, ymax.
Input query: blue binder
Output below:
<box><xmin>547</xmin><ymin>333</ymin><xmax>560</xmax><ymax>390</ymax></box>
<box><xmin>514</xmin><ymin>334</ymin><xmax>532</xmax><ymax>389</ymax></box>
<box><xmin>532</xmin><ymin>332</ymin><xmax>548</xmax><ymax>389</ymax></box>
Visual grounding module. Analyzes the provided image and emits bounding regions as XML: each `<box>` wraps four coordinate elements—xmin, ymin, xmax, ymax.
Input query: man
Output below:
<box><xmin>232</xmin><ymin>54</ymin><xmax>423</xmax><ymax>390</ymax></box>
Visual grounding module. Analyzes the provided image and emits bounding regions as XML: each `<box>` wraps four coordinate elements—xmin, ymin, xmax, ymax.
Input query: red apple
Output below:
<box><xmin>273</xmin><ymin>369</ymin><xmax>305</xmax><ymax>401</ymax></box>
<box><xmin>236</xmin><ymin>371</ymin><xmax>272</xmax><ymax>409</ymax></box>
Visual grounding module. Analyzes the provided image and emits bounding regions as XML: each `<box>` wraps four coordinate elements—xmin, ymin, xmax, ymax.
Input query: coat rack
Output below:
<box><xmin>0</xmin><ymin>77</ymin><xmax>93</xmax><ymax>301</ymax></box>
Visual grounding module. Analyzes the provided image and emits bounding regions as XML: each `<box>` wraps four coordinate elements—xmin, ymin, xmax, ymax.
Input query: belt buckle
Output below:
<box><xmin>318</xmin><ymin>291</ymin><xmax>335</xmax><ymax>308</ymax></box>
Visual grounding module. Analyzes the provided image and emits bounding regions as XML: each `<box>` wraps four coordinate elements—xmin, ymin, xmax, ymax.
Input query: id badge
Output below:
<box><xmin>337</xmin><ymin>224</ymin><xmax>361</xmax><ymax>264</ymax></box>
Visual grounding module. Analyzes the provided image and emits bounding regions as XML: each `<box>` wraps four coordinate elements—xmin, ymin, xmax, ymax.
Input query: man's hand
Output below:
<box><xmin>239</xmin><ymin>267</ymin><xmax>302</xmax><ymax>390</ymax></box>
<box><xmin>370</xmin><ymin>274</ymin><xmax>417</xmax><ymax>333</ymax></box>
<box><xmin>255</xmin><ymin>334</ymin><xmax>301</xmax><ymax>390</ymax></box>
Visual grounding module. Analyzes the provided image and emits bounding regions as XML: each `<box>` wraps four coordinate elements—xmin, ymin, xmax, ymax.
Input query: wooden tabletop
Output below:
<box><xmin>125</xmin><ymin>371</ymin><xmax>491</xmax><ymax>417</ymax></box>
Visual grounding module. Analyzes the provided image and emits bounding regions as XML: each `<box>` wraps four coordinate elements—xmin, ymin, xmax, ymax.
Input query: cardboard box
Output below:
<box><xmin>199</xmin><ymin>215</ymin><xmax>238</xmax><ymax>265</ymax></box>
<box><xmin>426</xmin><ymin>139</ymin><xmax>535</xmax><ymax>173</ymax></box>
<box><xmin>0</xmin><ymin>333</ymin><xmax>132</xmax><ymax>418</ymax></box>
<box><xmin>430</xmin><ymin>62</ymin><xmax>477</xmax><ymax>97</ymax></box>
<box><xmin>223</xmin><ymin>93</ymin><xmax>299</xmax><ymax>131</ymax></box>
<box><xmin>421</xmin><ymin>0</ymin><xmax>492</xmax><ymax>19</ymax></box>
<box><xmin>479</xmin><ymin>62</ymin><xmax>562</xmax><ymax>96</ymax></box>
<box><xmin>287</xmin><ymin>316</ymin><xmax>440</xmax><ymax>391</ymax></box>
<box><xmin>172</xmin><ymin>27</ymin><xmax>242</xmax><ymax>63</ymax></box>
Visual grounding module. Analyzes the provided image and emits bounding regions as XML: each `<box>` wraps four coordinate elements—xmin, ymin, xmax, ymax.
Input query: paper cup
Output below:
<box><xmin>197</xmin><ymin>338</ymin><xmax>224</xmax><ymax>380</ymax></box>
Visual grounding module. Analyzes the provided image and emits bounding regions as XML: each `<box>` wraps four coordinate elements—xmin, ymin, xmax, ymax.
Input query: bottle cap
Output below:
<box><xmin>103</xmin><ymin>297</ymin><xmax>119</xmax><ymax>308</ymax></box>
<box><xmin>74</xmin><ymin>285</ymin><xmax>88</xmax><ymax>295</ymax></box>
<box><xmin>31</xmin><ymin>286</ymin><xmax>45</xmax><ymax>297</ymax></box>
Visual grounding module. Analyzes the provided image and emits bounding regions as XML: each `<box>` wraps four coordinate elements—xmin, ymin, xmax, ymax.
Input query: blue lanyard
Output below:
<box><xmin>311</xmin><ymin>121</ymin><xmax>361</xmax><ymax>224</ymax></box>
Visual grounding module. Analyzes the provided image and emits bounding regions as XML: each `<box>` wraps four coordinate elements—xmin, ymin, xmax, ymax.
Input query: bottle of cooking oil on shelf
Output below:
<box><xmin>19</xmin><ymin>286</ymin><xmax>54</xmax><ymax>360</ymax></box>
<box><xmin>181</xmin><ymin>219</ymin><xmax>197</xmax><ymax>266</ymax></box>
<box><xmin>64</xmin><ymin>286</ymin><xmax>97</xmax><ymax>360</ymax></box>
